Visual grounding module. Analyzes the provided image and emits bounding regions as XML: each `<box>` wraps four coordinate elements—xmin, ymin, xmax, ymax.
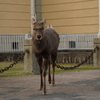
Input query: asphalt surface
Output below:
<box><xmin>0</xmin><ymin>70</ymin><xmax>100</xmax><ymax>100</ymax></box>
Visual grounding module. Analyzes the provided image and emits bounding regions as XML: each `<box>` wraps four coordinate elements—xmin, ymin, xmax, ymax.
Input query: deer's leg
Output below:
<box><xmin>43</xmin><ymin>68</ymin><xmax>46</xmax><ymax>95</ymax></box>
<box><xmin>52</xmin><ymin>62</ymin><xmax>55</xmax><ymax>86</ymax></box>
<box><xmin>40</xmin><ymin>66</ymin><xmax>43</xmax><ymax>91</ymax></box>
<box><xmin>37</xmin><ymin>58</ymin><xmax>43</xmax><ymax>91</ymax></box>
<box><xmin>48</xmin><ymin>61</ymin><xmax>51</xmax><ymax>84</ymax></box>
<box><xmin>42</xmin><ymin>58</ymin><xmax>49</xmax><ymax>95</ymax></box>
<box><xmin>51</xmin><ymin>53</ymin><xmax>57</xmax><ymax>86</ymax></box>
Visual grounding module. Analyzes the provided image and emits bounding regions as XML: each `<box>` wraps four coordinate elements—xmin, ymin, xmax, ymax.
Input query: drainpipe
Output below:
<box><xmin>30</xmin><ymin>0</ymin><xmax>36</xmax><ymax>35</ymax></box>
<box><xmin>98</xmin><ymin>0</ymin><xmax>100</xmax><ymax>37</ymax></box>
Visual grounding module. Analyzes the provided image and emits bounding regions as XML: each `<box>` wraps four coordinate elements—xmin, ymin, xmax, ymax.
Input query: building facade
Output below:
<box><xmin>0</xmin><ymin>0</ymin><xmax>30</xmax><ymax>34</ymax></box>
<box><xmin>42</xmin><ymin>0</ymin><xmax>99</xmax><ymax>34</ymax></box>
<box><xmin>0</xmin><ymin>0</ymin><xmax>99</xmax><ymax>52</ymax></box>
<box><xmin>0</xmin><ymin>0</ymin><xmax>99</xmax><ymax>34</ymax></box>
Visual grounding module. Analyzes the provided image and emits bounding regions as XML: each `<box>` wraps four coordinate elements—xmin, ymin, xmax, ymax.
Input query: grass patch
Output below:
<box><xmin>0</xmin><ymin>61</ymin><xmax>100</xmax><ymax>78</ymax></box>
<box><xmin>55</xmin><ymin>63</ymin><xmax>100</xmax><ymax>73</ymax></box>
<box><xmin>0</xmin><ymin>61</ymin><xmax>33</xmax><ymax>78</ymax></box>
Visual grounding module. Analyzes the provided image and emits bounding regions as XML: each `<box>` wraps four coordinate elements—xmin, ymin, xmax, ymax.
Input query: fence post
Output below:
<box><xmin>24</xmin><ymin>38</ymin><xmax>40</xmax><ymax>74</ymax></box>
<box><xmin>94</xmin><ymin>38</ymin><xmax>100</xmax><ymax>67</ymax></box>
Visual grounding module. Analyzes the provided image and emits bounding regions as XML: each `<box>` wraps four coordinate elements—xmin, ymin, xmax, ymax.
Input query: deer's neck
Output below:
<box><xmin>33</xmin><ymin>38</ymin><xmax>46</xmax><ymax>53</ymax></box>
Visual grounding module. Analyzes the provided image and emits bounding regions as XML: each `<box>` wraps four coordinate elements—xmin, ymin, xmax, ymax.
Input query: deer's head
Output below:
<box><xmin>32</xmin><ymin>18</ymin><xmax>46</xmax><ymax>41</ymax></box>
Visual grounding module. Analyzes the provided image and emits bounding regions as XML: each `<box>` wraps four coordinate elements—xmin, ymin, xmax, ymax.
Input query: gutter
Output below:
<box><xmin>30</xmin><ymin>0</ymin><xmax>36</xmax><ymax>34</ymax></box>
<box><xmin>98</xmin><ymin>0</ymin><xmax>100</xmax><ymax>37</ymax></box>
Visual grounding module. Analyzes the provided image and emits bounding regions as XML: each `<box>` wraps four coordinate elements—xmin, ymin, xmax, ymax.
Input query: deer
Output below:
<box><xmin>32</xmin><ymin>18</ymin><xmax>59</xmax><ymax>95</ymax></box>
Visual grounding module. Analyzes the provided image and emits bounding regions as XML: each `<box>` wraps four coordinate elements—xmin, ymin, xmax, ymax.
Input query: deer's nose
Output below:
<box><xmin>37</xmin><ymin>35</ymin><xmax>41</xmax><ymax>40</ymax></box>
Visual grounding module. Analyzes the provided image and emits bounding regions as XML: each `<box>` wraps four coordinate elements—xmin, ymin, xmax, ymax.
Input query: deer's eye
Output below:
<box><xmin>40</xmin><ymin>28</ymin><xmax>44</xmax><ymax>30</ymax></box>
<box><xmin>33</xmin><ymin>28</ymin><xmax>36</xmax><ymax>30</ymax></box>
<box><xmin>33</xmin><ymin>28</ymin><xmax>44</xmax><ymax>31</ymax></box>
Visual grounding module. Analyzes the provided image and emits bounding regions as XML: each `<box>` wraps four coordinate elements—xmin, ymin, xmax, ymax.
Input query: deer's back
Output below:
<box><xmin>44</xmin><ymin>28</ymin><xmax>59</xmax><ymax>51</ymax></box>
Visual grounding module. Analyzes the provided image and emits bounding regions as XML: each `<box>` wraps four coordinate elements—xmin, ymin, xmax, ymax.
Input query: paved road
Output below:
<box><xmin>0</xmin><ymin>70</ymin><xmax>100</xmax><ymax>100</ymax></box>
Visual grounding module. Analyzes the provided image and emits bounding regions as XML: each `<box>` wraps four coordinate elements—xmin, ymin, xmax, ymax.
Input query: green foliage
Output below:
<box><xmin>0</xmin><ymin>61</ymin><xmax>33</xmax><ymax>78</ymax></box>
<box><xmin>0</xmin><ymin>61</ymin><xmax>100</xmax><ymax>78</ymax></box>
<box><xmin>55</xmin><ymin>63</ymin><xmax>100</xmax><ymax>73</ymax></box>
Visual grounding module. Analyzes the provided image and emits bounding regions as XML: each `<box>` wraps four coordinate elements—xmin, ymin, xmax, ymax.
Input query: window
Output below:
<box><xmin>69</xmin><ymin>41</ymin><xmax>76</xmax><ymax>48</ymax></box>
<box><xmin>12</xmin><ymin>42</ymin><xmax>18</xmax><ymax>49</ymax></box>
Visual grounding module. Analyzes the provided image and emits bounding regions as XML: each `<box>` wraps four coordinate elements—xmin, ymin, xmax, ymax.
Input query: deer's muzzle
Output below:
<box><xmin>36</xmin><ymin>35</ymin><xmax>42</xmax><ymax>40</ymax></box>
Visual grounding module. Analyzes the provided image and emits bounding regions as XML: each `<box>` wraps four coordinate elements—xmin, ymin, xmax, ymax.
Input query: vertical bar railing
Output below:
<box><xmin>75</xmin><ymin>34</ymin><xmax>78</xmax><ymax>49</ymax></box>
<box><xmin>0</xmin><ymin>33</ymin><xmax>98</xmax><ymax>52</ymax></box>
<box><xmin>58</xmin><ymin>33</ymin><xmax>98</xmax><ymax>50</ymax></box>
<box><xmin>0</xmin><ymin>34</ymin><xmax>27</xmax><ymax>52</ymax></box>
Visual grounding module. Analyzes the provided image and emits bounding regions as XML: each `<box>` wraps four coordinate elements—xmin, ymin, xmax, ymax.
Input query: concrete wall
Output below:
<box><xmin>0</xmin><ymin>0</ymin><xmax>30</xmax><ymax>34</ymax></box>
<box><xmin>42</xmin><ymin>0</ymin><xmax>99</xmax><ymax>34</ymax></box>
<box><xmin>0</xmin><ymin>50</ymin><xmax>93</xmax><ymax>64</ymax></box>
<box><xmin>0</xmin><ymin>53</ymin><xmax>23</xmax><ymax>61</ymax></box>
<box><xmin>57</xmin><ymin>49</ymin><xmax>93</xmax><ymax>64</ymax></box>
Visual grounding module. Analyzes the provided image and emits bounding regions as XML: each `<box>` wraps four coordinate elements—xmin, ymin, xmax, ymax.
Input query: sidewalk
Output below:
<box><xmin>0</xmin><ymin>70</ymin><xmax>100</xmax><ymax>100</ymax></box>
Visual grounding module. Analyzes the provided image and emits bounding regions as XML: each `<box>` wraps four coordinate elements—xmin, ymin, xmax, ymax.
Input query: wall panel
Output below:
<box><xmin>42</xmin><ymin>0</ymin><xmax>98</xmax><ymax>12</ymax></box>
<box><xmin>54</xmin><ymin>25</ymin><xmax>98</xmax><ymax>34</ymax></box>
<box><xmin>0</xmin><ymin>4</ymin><xmax>30</xmax><ymax>13</ymax></box>
<box><xmin>42</xmin><ymin>0</ymin><xmax>99</xmax><ymax>34</ymax></box>
<box><xmin>0</xmin><ymin>0</ymin><xmax>30</xmax><ymax>5</ymax></box>
<box><xmin>0</xmin><ymin>28</ymin><xmax>30</xmax><ymax>34</ymax></box>
<box><xmin>42</xmin><ymin>0</ymin><xmax>93</xmax><ymax>5</ymax></box>
<box><xmin>46</xmin><ymin>17</ymin><xmax>98</xmax><ymax>27</ymax></box>
<box><xmin>0</xmin><ymin>20</ymin><xmax>30</xmax><ymax>28</ymax></box>
<box><xmin>0</xmin><ymin>0</ymin><xmax>30</xmax><ymax>34</ymax></box>
<box><xmin>42</xmin><ymin>9</ymin><xmax>98</xmax><ymax>19</ymax></box>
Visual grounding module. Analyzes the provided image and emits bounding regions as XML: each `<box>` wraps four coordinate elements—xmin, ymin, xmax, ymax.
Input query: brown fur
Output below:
<box><xmin>32</xmin><ymin>19</ymin><xmax>59</xmax><ymax>94</ymax></box>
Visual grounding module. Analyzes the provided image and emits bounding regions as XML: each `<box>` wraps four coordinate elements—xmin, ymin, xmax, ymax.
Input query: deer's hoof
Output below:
<box><xmin>39</xmin><ymin>88</ymin><xmax>42</xmax><ymax>91</ymax></box>
<box><xmin>52</xmin><ymin>84</ymin><xmax>55</xmax><ymax>87</ymax></box>
<box><xmin>43</xmin><ymin>91</ymin><xmax>46</xmax><ymax>95</ymax></box>
<box><xmin>52</xmin><ymin>81</ymin><xmax>55</xmax><ymax>86</ymax></box>
<box><xmin>49</xmin><ymin>81</ymin><xmax>51</xmax><ymax>84</ymax></box>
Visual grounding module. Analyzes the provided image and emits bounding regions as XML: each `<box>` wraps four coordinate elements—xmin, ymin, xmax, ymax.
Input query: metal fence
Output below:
<box><xmin>0</xmin><ymin>33</ymin><xmax>98</xmax><ymax>52</ymax></box>
<box><xmin>59</xmin><ymin>33</ymin><xmax>98</xmax><ymax>50</ymax></box>
<box><xmin>0</xmin><ymin>34</ymin><xmax>31</xmax><ymax>53</ymax></box>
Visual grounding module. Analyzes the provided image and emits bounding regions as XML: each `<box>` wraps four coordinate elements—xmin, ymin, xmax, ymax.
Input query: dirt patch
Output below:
<box><xmin>0</xmin><ymin>70</ymin><xmax>100</xmax><ymax>100</ymax></box>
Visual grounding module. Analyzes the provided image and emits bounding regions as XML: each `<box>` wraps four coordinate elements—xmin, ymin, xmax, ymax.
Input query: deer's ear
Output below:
<box><xmin>32</xmin><ymin>15</ymin><xmax>36</xmax><ymax>24</ymax></box>
<box><xmin>32</xmin><ymin>18</ymin><xmax>36</xmax><ymax>24</ymax></box>
<box><xmin>42</xmin><ymin>19</ymin><xmax>46</xmax><ymax>24</ymax></box>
